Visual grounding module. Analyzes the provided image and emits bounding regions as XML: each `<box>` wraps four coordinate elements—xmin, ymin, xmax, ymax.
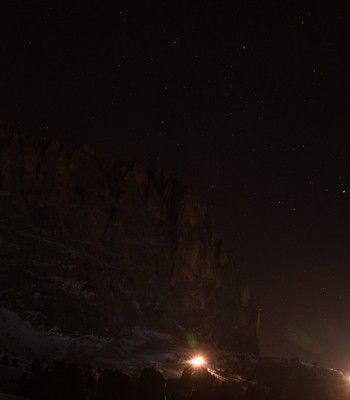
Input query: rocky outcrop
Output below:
<box><xmin>0</xmin><ymin>121</ymin><xmax>259</xmax><ymax>354</ymax></box>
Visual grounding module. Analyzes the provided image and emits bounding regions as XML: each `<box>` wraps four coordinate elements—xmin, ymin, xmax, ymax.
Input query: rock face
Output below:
<box><xmin>0</xmin><ymin>122</ymin><xmax>259</xmax><ymax>354</ymax></box>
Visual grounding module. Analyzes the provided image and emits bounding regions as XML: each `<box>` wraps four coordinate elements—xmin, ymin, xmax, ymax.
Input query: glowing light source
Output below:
<box><xmin>190</xmin><ymin>356</ymin><xmax>206</xmax><ymax>367</ymax></box>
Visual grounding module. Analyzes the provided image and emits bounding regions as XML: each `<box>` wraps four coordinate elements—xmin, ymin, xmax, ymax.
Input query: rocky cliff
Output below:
<box><xmin>0</xmin><ymin>122</ymin><xmax>259</xmax><ymax>355</ymax></box>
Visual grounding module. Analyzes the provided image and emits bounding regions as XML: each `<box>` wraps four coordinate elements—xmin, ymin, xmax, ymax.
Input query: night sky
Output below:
<box><xmin>1</xmin><ymin>2</ymin><xmax>350</xmax><ymax>370</ymax></box>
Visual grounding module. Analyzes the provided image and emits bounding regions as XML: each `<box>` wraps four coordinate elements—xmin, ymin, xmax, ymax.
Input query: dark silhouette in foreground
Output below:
<box><xmin>0</xmin><ymin>353</ymin><xmax>348</xmax><ymax>399</ymax></box>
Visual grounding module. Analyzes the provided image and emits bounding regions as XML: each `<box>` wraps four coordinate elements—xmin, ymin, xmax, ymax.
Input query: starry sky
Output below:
<box><xmin>1</xmin><ymin>2</ymin><xmax>350</xmax><ymax>370</ymax></box>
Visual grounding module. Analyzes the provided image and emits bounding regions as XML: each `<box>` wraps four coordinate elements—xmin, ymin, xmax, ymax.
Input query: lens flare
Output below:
<box><xmin>190</xmin><ymin>356</ymin><xmax>206</xmax><ymax>367</ymax></box>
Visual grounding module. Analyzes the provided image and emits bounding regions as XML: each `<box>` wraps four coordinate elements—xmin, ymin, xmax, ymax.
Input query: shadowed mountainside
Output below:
<box><xmin>0</xmin><ymin>122</ymin><xmax>259</xmax><ymax>355</ymax></box>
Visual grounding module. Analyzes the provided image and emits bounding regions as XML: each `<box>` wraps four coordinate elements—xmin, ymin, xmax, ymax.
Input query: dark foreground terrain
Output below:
<box><xmin>0</xmin><ymin>352</ymin><xmax>349</xmax><ymax>400</ymax></box>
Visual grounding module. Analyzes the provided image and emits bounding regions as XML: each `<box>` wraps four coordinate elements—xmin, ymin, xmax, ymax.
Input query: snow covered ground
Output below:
<box><xmin>1</xmin><ymin>306</ymin><xmax>346</xmax><ymax>387</ymax></box>
<box><xmin>0</xmin><ymin>307</ymin><xmax>214</xmax><ymax>378</ymax></box>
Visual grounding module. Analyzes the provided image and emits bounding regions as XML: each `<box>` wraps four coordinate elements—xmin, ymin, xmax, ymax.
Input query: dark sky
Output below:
<box><xmin>1</xmin><ymin>2</ymin><xmax>350</xmax><ymax>370</ymax></box>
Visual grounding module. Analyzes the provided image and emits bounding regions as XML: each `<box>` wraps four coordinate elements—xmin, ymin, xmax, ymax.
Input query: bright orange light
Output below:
<box><xmin>190</xmin><ymin>356</ymin><xmax>206</xmax><ymax>367</ymax></box>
